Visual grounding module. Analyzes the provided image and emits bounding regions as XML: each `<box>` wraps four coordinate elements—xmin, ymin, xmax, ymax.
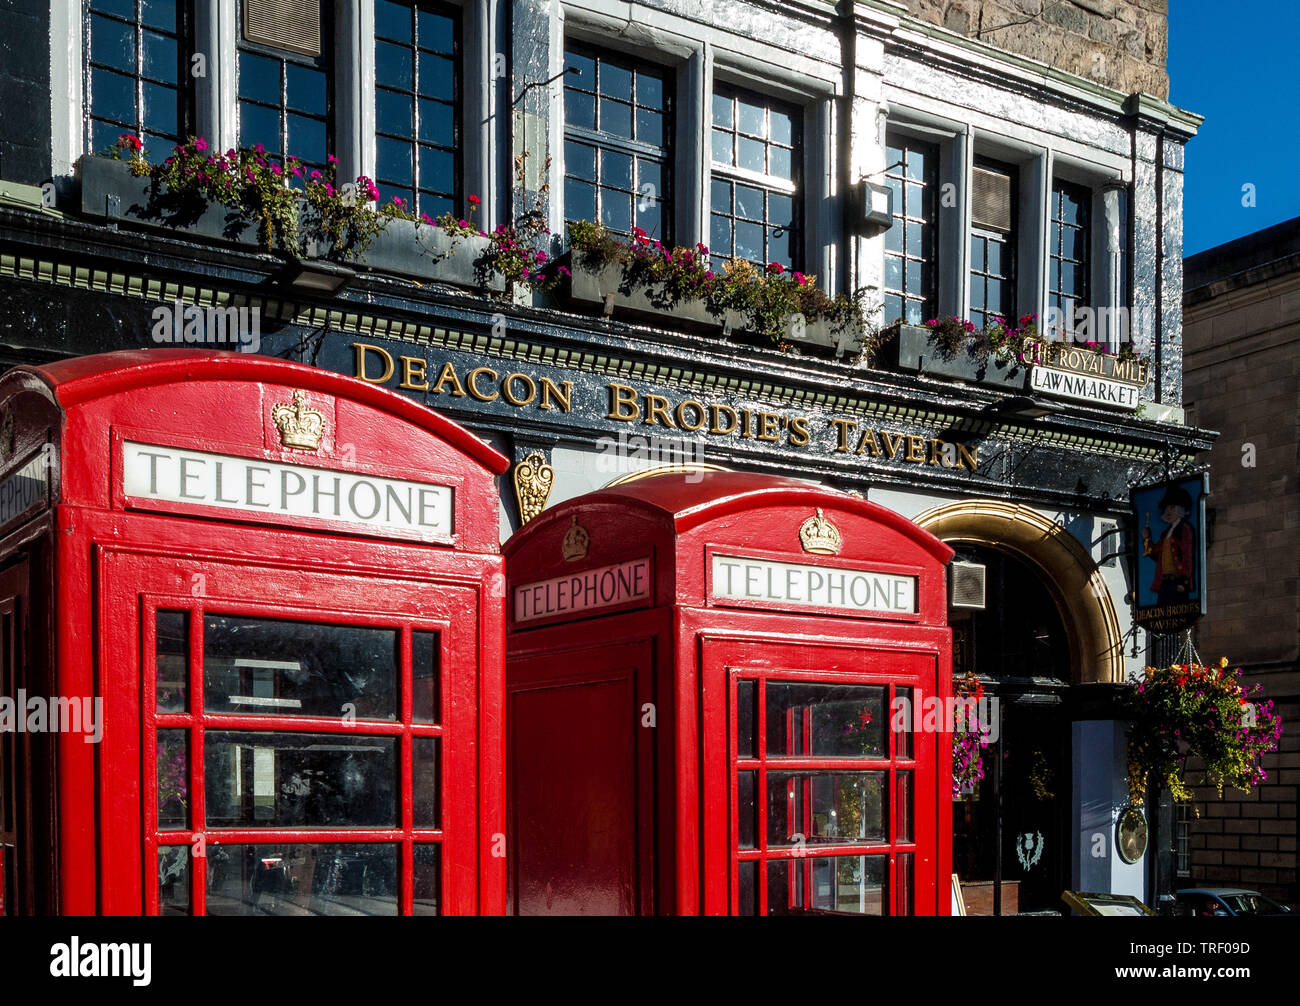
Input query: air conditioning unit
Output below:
<box><xmin>949</xmin><ymin>560</ymin><xmax>986</xmax><ymax>610</ymax></box>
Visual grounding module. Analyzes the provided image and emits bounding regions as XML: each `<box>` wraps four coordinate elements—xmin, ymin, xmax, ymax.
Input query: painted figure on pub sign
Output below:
<box><xmin>1143</xmin><ymin>484</ymin><xmax>1195</xmax><ymax>604</ymax></box>
<box><xmin>1131</xmin><ymin>474</ymin><xmax>1208</xmax><ymax>631</ymax></box>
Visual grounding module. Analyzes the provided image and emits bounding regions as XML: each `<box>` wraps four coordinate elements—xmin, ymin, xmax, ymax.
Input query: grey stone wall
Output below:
<box><xmin>902</xmin><ymin>0</ymin><xmax>1170</xmax><ymax>98</ymax></box>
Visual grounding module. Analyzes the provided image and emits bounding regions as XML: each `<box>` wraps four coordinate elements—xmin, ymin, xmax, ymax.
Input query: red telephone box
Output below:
<box><xmin>0</xmin><ymin>349</ymin><xmax>508</xmax><ymax>915</ymax></box>
<box><xmin>505</xmin><ymin>471</ymin><xmax>954</xmax><ymax>916</ymax></box>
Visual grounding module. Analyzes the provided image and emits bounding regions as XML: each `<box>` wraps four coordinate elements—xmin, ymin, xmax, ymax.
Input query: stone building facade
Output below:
<box><xmin>0</xmin><ymin>0</ymin><xmax>1210</xmax><ymax>914</ymax></box>
<box><xmin>901</xmin><ymin>0</ymin><xmax>1170</xmax><ymax>98</ymax></box>
<box><xmin>1182</xmin><ymin>219</ymin><xmax>1300</xmax><ymax>903</ymax></box>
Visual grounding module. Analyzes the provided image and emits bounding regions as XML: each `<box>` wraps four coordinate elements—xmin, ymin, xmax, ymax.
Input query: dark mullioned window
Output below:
<box><xmin>883</xmin><ymin>134</ymin><xmax>937</xmax><ymax>326</ymax></box>
<box><xmin>1048</xmin><ymin>179</ymin><xmax>1090</xmax><ymax>336</ymax></box>
<box><xmin>373</xmin><ymin>0</ymin><xmax>459</xmax><ymax>218</ymax></box>
<box><xmin>237</xmin><ymin>0</ymin><xmax>333</xmax><ymax>174</ymax></box>
<box><xmin>968</xmin><ymin>160</ymin><xmax>1017</xmax><ymax>331</ymax></box>
<box><xmin>563</xmin><ymin>45</ymin><xmax>674</xmax><ymax>241</ymax></box>
<box><xmin>710</xmin><ymin>86</ymin><xmax>801</xmax><ymax>271</ymax></box>
<box><xmin>85</xmin><ymin>0</ymin><xmax>192</xmax><ymax>154</ymax></box>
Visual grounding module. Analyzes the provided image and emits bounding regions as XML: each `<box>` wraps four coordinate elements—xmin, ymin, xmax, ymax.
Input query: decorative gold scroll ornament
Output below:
<box><xmin>799</xmin><ymin>508</ymin><xmax>842</xmax><ymax>555</ymax></box>
<box><xmin>562</xmin><ymin>516</ymin><xmax>590</xmax><ymax>561</ymax></box>
<box><xmin>272</xmin><ymin>390</ymin><xmax>325</xmax><ymax>451</ymax></box>
<box><xmin>513</xmin><ymin>451</ymin><xmax>555</xmax><ymax>524</ymax></box>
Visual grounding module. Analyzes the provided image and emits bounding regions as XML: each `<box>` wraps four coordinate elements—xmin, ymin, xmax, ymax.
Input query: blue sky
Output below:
<box><xmin>1169</xmin><ymin>1</ymin><xmax>1300</xmax><ymax>254</ymax></box>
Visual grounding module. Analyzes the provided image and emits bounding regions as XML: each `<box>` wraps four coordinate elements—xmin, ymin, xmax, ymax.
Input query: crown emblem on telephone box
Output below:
<box><xmin>562</xmin><ymin>516</ymin><xmax>590</xmax><ymax>562</ymax></box>
<box><xmin>799</xmin><ymin>508</ymin><xmax>842</xmax><ymax>555</ymax></box>
<box><xmin>272</xmin><ymin>390</ymin><xmax>325</xmax><ymax>451</ymax></box>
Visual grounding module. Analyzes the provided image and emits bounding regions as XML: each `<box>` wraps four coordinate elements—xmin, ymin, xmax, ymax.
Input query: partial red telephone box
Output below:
<box><xmin>0</xmin><ymin>349</ymin><xmax>508</xmax><ymax>915</ymax></box>
<box><xmin>505</xmin><ymin>472</ymin><xmax>954</xmax><ymax>916</ymax></box>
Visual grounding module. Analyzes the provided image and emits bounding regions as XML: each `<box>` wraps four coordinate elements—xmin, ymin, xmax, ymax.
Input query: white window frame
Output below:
<box><xmin>1050</xmin><ymin>150</ymin><xmax>1127</xmax><ymax>350</ymax></box>
<box><xmin>554</xmin><ymin>5</ymin><xmax>842</xmax><ymax>295</ymax></box>
<box><xmin>59</xmin><ymin>0</ymin><xmax>493</xmax><ymax>226</ymax></box>
<box><xmin>878</xmin><ymin>108</ymin><xmax>964</xmax><ymax>323</ymax></box>
<box><xmin>969</xmin><ymin>131</ymin><xmax>1048</xmax><ymax>331</ymax></box>
<box><xmin>555</xmin><ymin>17</ymin><xmax>691</xmax><ymax>245</ymax></box>
<box><xmin>708</xmin><ymin>58</ymin><xmax>838</xmax><ymax>289</ymax></box>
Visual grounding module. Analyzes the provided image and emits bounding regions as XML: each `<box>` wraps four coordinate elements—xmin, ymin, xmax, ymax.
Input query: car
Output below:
<box><xmin>1175</xmin><ymin>888</ymin><xmax>1295</xmax><ymax>917</ymax></box>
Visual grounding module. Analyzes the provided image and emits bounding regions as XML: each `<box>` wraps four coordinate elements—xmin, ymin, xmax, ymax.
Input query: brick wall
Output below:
<box><xmin>902</xmin><ymin>0</ymin><xmax>1169</xmax><ymax>98</ymax></box>
<box><xmin>1181</xmin><ymin>242</ymin><xmax>1300</xmax><ymax>903</ymax></box>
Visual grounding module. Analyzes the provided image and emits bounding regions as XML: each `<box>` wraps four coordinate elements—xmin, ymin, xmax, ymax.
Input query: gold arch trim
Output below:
<box><xmin>913</xmin><ymin>499</ymin><xmax>1124</xmax><ymax>685</ymax></box>
<box><xmin>602</xmin><ymin>463</ymin><xmax>731</xmax><ymax>487</ymax></box>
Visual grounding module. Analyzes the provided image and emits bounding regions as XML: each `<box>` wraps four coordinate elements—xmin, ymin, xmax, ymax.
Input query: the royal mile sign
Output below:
<box><xmin>1022</xmin><ymin>338</ymin><xmax>1150</xmax><ymax>411</ymax></box>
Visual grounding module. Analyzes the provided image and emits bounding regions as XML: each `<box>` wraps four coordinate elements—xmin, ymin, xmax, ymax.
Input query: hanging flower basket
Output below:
<box><xmin>1125</xmin><ymin>658</ymin><xmax>1283</xmax><ymax>810</ymax></box>
<box><xmin>952</xmin><ymin>672</ymin><xmax>992</xmax><ymax>797</ymax></box>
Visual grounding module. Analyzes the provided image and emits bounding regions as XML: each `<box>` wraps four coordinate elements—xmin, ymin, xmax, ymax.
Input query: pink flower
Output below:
<box><xmin>468</xmin><ymin>194</ymin><xmax>481</xmax><ymax>205</ymax></box>
<box><xmin>254</xmin><ymin>143</ymin><xmax>265</xmax><ymax>155</ymax></box>
<box><xmin>194</xmin><ymin>137</ymin><xmax>207</xmax><ymax>151</ymax></box>
<box><xmin>310</xmin><ymin>170</ymin><xmax>322</xmax><ymax>180</ymax></box>
<box><xmin>767</xmin><ymin>261</ymin><xmax>785</xmax><ymax>275</ymax></box>
<box><xmin>327</xmin><ymin>154</ymin><xmax>338</xmax><ymax>164</ymax></box>
<box><xmin>271</xmin><ymin>163</ymin><xmax>282</xmax><ymax>176</ymax></box>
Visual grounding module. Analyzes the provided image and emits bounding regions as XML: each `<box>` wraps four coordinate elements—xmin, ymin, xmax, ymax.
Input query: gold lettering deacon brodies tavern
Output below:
<box><xmin>352</xmin><ymin>342</ymin><xmax>980</xmax><ymax>471</ymax></box>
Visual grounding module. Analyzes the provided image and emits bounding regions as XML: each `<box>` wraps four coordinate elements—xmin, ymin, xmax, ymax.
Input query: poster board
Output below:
<box><xmin>1061</xmin><ymin>890</ymin><xmax>1155</xmax><ymax>916</ymax></box>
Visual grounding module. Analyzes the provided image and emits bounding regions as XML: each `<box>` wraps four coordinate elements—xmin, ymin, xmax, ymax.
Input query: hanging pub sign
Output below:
<box><xmin>1130</xmin><ymin>473</ymin><xmax>1209</xmax><ymax>632</ymax></box>
<box><xmin>1021</xmin><ymin>339</ymin><xmax>1150</xmax><ymax>411</ymax></box>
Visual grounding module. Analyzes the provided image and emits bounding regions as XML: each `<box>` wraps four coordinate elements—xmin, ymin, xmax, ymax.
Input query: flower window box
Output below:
<box><xmin>881</xmin><ymin>322</ymin><xmax>1029</xmax><ymax>391</ymax></box>
<box><xmin>77</xmin><ymin>151</ymin><xmax>502</xmax><ymax>292</ymax></box>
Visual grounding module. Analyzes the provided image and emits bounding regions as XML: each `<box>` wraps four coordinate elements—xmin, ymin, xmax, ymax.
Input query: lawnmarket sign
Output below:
<box><xmin>1022</xmin><ymin>339</ymin><xmax>1150</xmax><ymax>411</ymax></box>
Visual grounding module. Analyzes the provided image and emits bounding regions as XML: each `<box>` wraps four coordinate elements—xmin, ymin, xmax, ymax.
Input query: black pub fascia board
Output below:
<box><xmin>0</xmin><ymin>206</ymin><xmax>1215</xmax><ymax>487</ymax></box>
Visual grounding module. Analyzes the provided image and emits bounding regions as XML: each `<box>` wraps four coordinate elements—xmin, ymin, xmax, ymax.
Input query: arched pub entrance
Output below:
<box><xmin>914</xmin><ymin>500</ymin><xmax>1126</xmax><ymax>915</ymax></box>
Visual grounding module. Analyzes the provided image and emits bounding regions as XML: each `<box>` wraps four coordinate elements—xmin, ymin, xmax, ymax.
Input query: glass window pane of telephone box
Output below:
<box><xmin>154</xmin><ymin>611</ymin><xmax>441</xmax><ymax>915</ymax></box>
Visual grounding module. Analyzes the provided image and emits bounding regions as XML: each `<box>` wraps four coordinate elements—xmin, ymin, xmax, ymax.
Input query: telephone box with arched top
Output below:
<box><xmin>0</xmin><ymin>349</ymin><xmax>508</xmax><ymax>916</ymax></box>
<box><xmin>504</xmin><ymin>471</ymin><xmax>955</xmax><ymax>916</ymax></box>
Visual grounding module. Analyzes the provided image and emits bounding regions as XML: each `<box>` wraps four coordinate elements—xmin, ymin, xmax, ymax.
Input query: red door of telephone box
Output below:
<box><xmin>504</xmin><ymin>472</ymin><xmax>954</xmax><ymax>916</ymax></box>
<box><xmin>0</xmin><ymin>349</ymin><xmax>508</xmax><ymax>915</ymax></box>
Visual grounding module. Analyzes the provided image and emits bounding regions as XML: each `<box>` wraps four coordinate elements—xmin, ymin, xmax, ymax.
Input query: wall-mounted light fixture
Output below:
<box><xmin>277</xmin><ymin>260</ymin><xmax>356</xmax><ymax>296</ymax></box>
<box><xmin>983</xmin><ymin>395</ymin><xmax>1056</xmax><ymax>421</ymax></box>
<box><xmin>858</xmin><ymin>179</ymin><xmax>893</xmax><ymax>233</ymax></box>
